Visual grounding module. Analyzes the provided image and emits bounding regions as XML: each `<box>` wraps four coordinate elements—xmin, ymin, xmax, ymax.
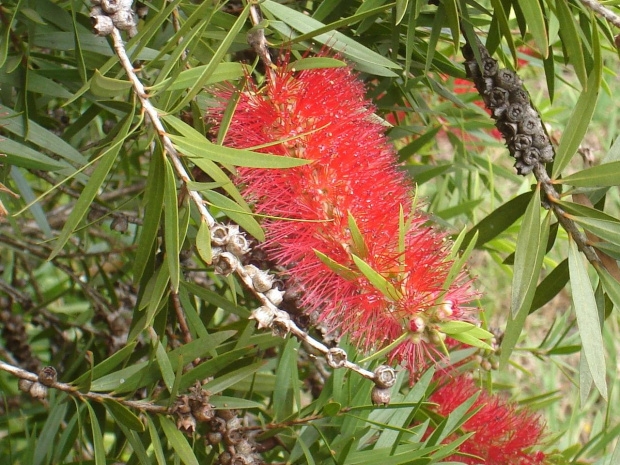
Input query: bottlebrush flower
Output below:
<box><xmin>428</xmin><ymin>374</ymin><xmax>547</xmax><ymax>464</ymax></box>
<box><xmin>207</xmin><ymin>53</ymin><xmax>477</xmax><ymax>376</ymax></box>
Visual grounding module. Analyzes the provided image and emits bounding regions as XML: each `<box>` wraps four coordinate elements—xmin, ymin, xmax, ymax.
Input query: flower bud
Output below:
<box><xmin>252</xmin><ymin>270</ymin><xmax>274</xmax><ymax>293</ymax></box>
<box><xmin>213</xmin><ymin>252</ymin><xmax>238</xmax><ymax>276</ymax></box>
<box><xmin>211</xmin><ymin>224</ymin><xmax>230</xmax><ymax>246</ymax></box>
<box><xmin>38</xmin><ymin>366</ymin><xmax>57</xmax><ymax>386</ymax></box>
<box><xmin>29</xmin><ymin>382</ymin><xmax>49</xmax><ymax>399</ymax></box>
<box><xmin>326</xmin><ymin>348</ymin><xmax>347</xmax><ymax>368</ymax></box>
<box><xmin>371</xmin><ymin>386</ymin><xmax>391</xmax><ymax>406</ymax></box>
<box><xmin>374</xmin><ymin>365</ymin><xmax>396</xmax><ymax>389</ymax></box>
<box><xmin>18</xmin><ymin>379</ymin><xmax>34</xmax><ymax>393</ymax></box>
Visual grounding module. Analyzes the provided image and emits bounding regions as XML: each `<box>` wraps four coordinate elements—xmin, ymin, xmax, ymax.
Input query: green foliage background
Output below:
<box><xmin>0</xmin><ymin>0</ymin><xmax>619</xmax><ymax>463</ymax></box>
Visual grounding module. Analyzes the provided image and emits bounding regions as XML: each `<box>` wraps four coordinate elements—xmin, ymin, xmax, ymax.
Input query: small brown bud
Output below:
<box><xmin>371</xmin><ymin>386</ymin><xmax>391</xmax><ymax>406</ymax></box>
<box><xmin>213</xmin><ymin>252</ymin><xmax>237</xmax><ymax>276</ymax></box>
<box><xmin>90</xmin><ymin>12</ymin><xmax>114</xmax><ymax>36</ymax></box>
<box><xmin>110</xmin><ymin>216</ymin><xmax>128</xmax><ymax>233</ymax></box>
<box><xmin>373</xmin><ymin>365</ymin><xmax>396</xmax><ymax>389</ymax></box>
<box><xmin>512</xmin><ymin>134</ymin><xmax>532</xmax><ymax>151</ymax></box>
<box><xmin>211</xmin><ymin>225</ymin><xmax>230</xmax><ymax>246</ymax></box>
<box><xmin>486</xmin><ymin>87</ymin><xmax>509</xmax><ymax>109</ymax></box>
<box><xmin>177</xmin><ymin>413</ymin><xmax>196</xmax><ymax>434</ymax></box>
<box><xmin>38</xmin><ymin>366</ymin><xmax>57</xmax><ymax>386</ymax></box>
<box><xmin>505</xmin><ymin>103</ymin><xmax>527</xmax><ymax>123</ymax></box>
<box><xmin>18</xmin><ymin>379</ymin><xmax>34</xmax><ymax>393</ymax></box>
<box><xmin>481</xmin><ymin>58</ymin><xmax>499</xmax><ymax>77</ymax></box>
<box><xmin>218</xmin><ymin>451</ymin><xmax>232</xmax><ymax>465</ymax></box>
<box><xmin>494</xmin><ymin>68</ymin><xmax>520</xmax><ymax>89</ymax></box>
<box><xmin>231</xmin><ymin>454</ymin><xmax>253</xmax><ymax>465</ymax></box>
<box><xmin>207</xmin><ymin>431</ymin><xmax>222</xmax><ymax>444</ymax></box>
<box><xmin>326</xmin><ymin>348</ymin><xmax>347</xmax><ymax>369</ymax></box>
<box><xmin>226</xmin><ymin>234</ymin><xmax>250</xmax><ymax>256</ymax></box>
<box><xmin>29</xmin><ymin>382</ymin><xmax>49</xmax><ymax>399</ymax></box>
<box><xmin>519</xmin><ymin>116</ymin><xmax>542</xmax><ymax>135</ymax></box>
<box><xmin>252</xmin><ymin>270</ymin><xmax>274</xmax><ymax>293</ymax></box>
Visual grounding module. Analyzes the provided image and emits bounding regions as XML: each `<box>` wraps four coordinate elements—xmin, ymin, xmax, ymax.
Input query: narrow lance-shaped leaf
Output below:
<box><xmin>85</xmin><ymin>402</ymin><xmax>107</xmax><ymax>465</ymax></box>
<box><xmin>49</xmin><ymin>110</ymin><xmax>135</xmax><ymax>259</ymax></box>
<box><xmin>512</xmin><ymin>186</ymin><xmax>542</xmax><ymax>318</ymax></box>
<box><xmin>163</xmin><ymin>156</ymin><xmax>180</xmax><ymax>292</ymax></box>
<box><xmin>170</xmin><ymin>5</ymin><xmax>250</xmax><ymax>112</ymax></box>
<box><xmin>501</xmin><ymin>211</ymin><xmax>551</xmax><ymax>367</ymax></box>
<box><xmin>159</xmin><ymin>416</ymin><xmax>200</xmax><ymax>465</ymax></box>
<box><xmin>568</xmin><ymin>238</ymin><xmax>608</xmax><ymax>400</ymax></box>
<box><xmin>559</xmin><ymin>160</ymin><xmax>620</xmax><ymax>187</ymax></box>
<box><xmin>519</xmin><ymin>0</ymin><xmax>548</xmax><ymax>57</ymax></box>
<box><xmin>351</xmin><ymin>254</ymin><xmax>403</xmax><ymax>301</ymax></box>
<box><xmin>103</xmin><ymin>398</ymin><xmax>145</xmax><ymax>432</ymax></box>
<box><xmin>553</xmin><ymin>20</ymin><xmax>601</xmax><ymax>177</ymax></box>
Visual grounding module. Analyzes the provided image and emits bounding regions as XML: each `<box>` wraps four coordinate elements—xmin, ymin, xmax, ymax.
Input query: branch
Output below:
<box><xmin>577</xmin><ymin>0</ymin><xmax>620</xmax><ymax>29</ymax></box>
<box><xmin>91</xmin><ymin>3</ymin><xmax>395</xmax><ymax>394</ymax></box>
<box><xmin>0</xmin><ymin>360</ymin><xmax>169</xmax><ymax>414</ymax></box>
<box><xmin>461</xmin><ymin>33</ymin><xmax>602</xmax><ymax>267</ymax></box>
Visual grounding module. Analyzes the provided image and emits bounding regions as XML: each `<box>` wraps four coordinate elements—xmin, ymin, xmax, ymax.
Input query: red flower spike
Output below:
<box><xmin>429</xmin><ymin>375</ymin><xmax>547</xmax><ymax>464</ymax></box>
<box><xmin>208</xmin><ymin>54</ymin><xmax>477</xmax><ymax>377</ymax></box>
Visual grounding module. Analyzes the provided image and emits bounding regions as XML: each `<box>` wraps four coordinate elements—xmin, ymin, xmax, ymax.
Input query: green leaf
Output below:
<box><xmin>531</xmin><ymin>259</ymin><xmax>569</xmax><ymax>313</ymax></box>
<box><xmin>210</xmin><ymin>396</ymin><xmax>263</xmax><ymax>410</ymax></box>
<box><xmin>151</xmin><ymin>62</ymin><xmax>246</xmax><ymax>91</ymax></box>
<box><xmin>170</xmin><ymin>5</ymin><xmax>250</xmax><ymax>112</ymax></box>
<box><xmin>274</xmin><ymin>337</ymin><xmax>301</xmax><ymax>421</ymax></box>
<box><xmin>49</xmin><ymin>111</ymin><xmax>133</xmax><ymax>259</ymax></box>
<box><xmin>155</xmin><ymin>338</ymin><xmax>176</xmax><ymax>392</ymax></box>
<box><xmin>164</xmin><ymin>124</ymin><xmax>311</xmax><ymax>169</ymax></box>
<box><xmin>0</xmin><ymin>138</ymin><xmax>65</xmax><ymax>171</ymax></box>
<box><xmin>90</xmin><ymin>69</ymin><xmax>133</xmax><ymax>97</ymax></box>
<box><xmin>196</xmin><ymin>219</ymin><xmax>213</xmax><ymax>264</ymax></box>
<box><xmin>0</xmin><ymin>103</ymin><xmax>86</xmax><ymax>166</ymax></box>
<box><xmin>103</xmin><ymin>399</ymin><xmax>145</xmax><ymax>432</ymax></box>
<box><xmin>348</xmin><ymin>211</ymin><xmax>368</xmax><ymax>258</ymax></box>
<box><xmin>160</xmin><ymin>416</ymin><xmax>200</xmax><ymax>465</ymax></box>
<box><xmin>501</xmin><ymin>212</ymin><xmax>551</xmax><ymax>366</ymax></box>
<box><xmin>570</xmin><ymin>216</ymin><xmax>620</xmax><ymax>244</ymax></box>
<box><xmin>596</xmin><ymin>266</ymin><xmax>620</xmax><ymax>314</ymax></box>
<box><xmin>556</xmin><ymin>0</ymin><xmax>587</xmax><ymax>89</ymax></box>
<box><xmin>85</xmin><ymin>402</ymin><xmax>106</xmax><ymax>465</ymax></box>
<box><xmin>464</xmin><ymin>192</ymin><xmax>532</xmax><ymax>248</ymax></box>
<box><xmin>559</xmin><ymin>160</ymin><xmax>620</xmax><ymax>187</ymax></box>
<box><xmin>569</xmin><ymin>238</ymin><xmax>607</xmax><ymax>400</ymax></box>
<box><xmin>437</xmin><ymin>321</ymin><xmax>493</xmax><ymax>339</ymax></box>
<box><xmin>553</xmin><ymin>21</ymin><xmax>602</xmax><ymax>177</ymax></box>
<box><xmin>395</xmin><ymin>0</ymin><xmax>409</xmax><ymax>25</ymax></box>
<box><xmin>203</xmin><ymin>190</ymin><xmax>265</xmax><ymax>242</ymax></box>
<box><xmin>263</xmin><ymin>0</ymin><xmax>399</xmax><ymax>76</ymax></box>
<box><xmin>133</xmin><ymin>148</ymin><xmax>165</xmax><ymax>283</ymax></box>
<box><xmin>351</xmin><ymin>253</ymin><xmax>403</xmax><ymax>301</ymax></box>
<box><xmin>203</xmin><ymin>361</ymin><xmax>266</xmax><ymax>393</ymax></box>
<box><xmin>519</xmin><ymin>0</ymin><xmax>548</xmax><ymax>57</ymax></box>
<box><xmin>163</xmin><ymin>157</ymin><xmax>180</xmax><ymax>292</ymax></box>
<box><xmin>314</xmin><ymin>249</ymin><xmax>357</xmax><ymax>280</ymax></box>
<box><xmin>147</xmin><ymin>416</ymin><xmax>167</xmax><ymax>465</ymax></box>
<box><xmin>489</xmin><ymin>0</ymin><xmax>517</xmax><ymax>65</ymax></box>
<box><xmin>511</xmin><ymin>187</ymin><xmax>543</xmax><ymax>318</ymax></box>
<box><xmin>73</xmin><ymin>342</ymin><xmax>138</xmax><ymax>387</ymax></box>
<box><xmin>287</xmin><ymin>57</ymin><xmax>347</xmax><ymax>71</ymax></box>
<box><xmin>447</xmin><ymin>330</ymin><xmax>493</xmax><ymax>351</ymax></box>
<box><xmin>34</xmin><ymin>401</ymin><xmax>67</xmax><ymax>465</ymax></box>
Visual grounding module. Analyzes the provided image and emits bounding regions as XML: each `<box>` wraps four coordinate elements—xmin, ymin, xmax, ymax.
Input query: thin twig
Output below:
<box><xmin>0</xmin><ymin>360</ymin><xmax>169</xmax><ymax>414</ymax></box>
<box><xmin>577</xmin><ymin>0</ymin><xmax>620</xmax><ymax>29</ymax></box>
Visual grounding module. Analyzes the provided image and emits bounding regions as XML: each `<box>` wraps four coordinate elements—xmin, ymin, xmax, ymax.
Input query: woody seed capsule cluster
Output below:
<box><xmin>462</xmin><ymin>42</ymin><xmax>555</xmax><ymax>175</ymax></box>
